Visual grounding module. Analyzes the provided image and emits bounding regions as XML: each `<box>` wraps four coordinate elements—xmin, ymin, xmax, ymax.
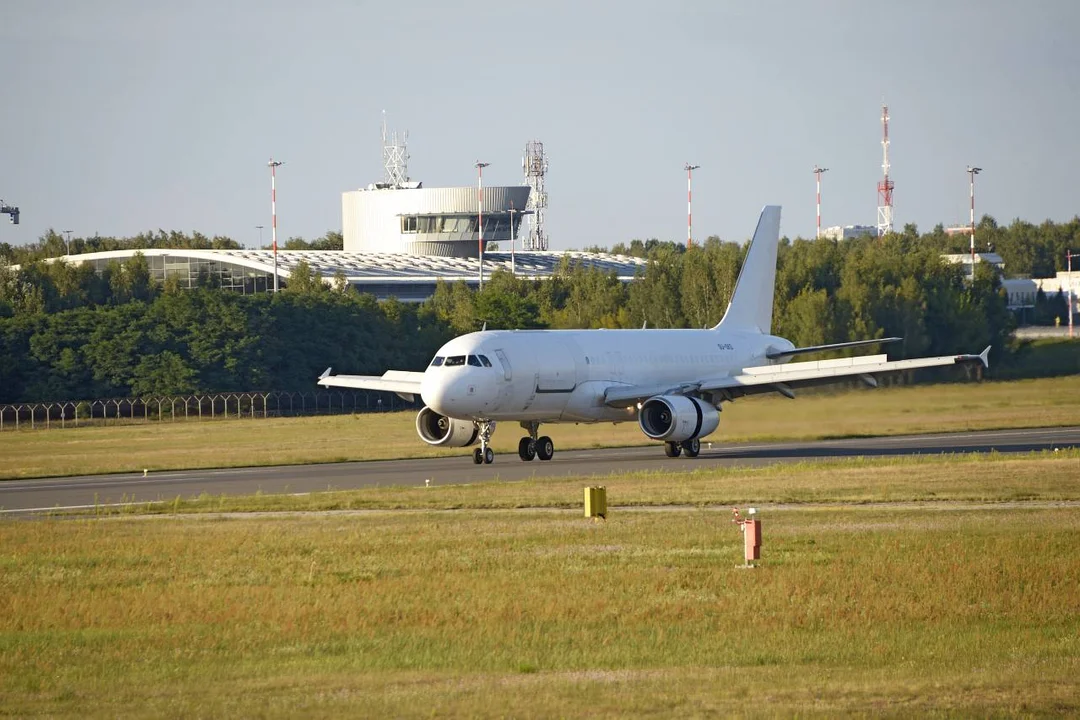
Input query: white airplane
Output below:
<box><xmin>319</xmin><ymin>205</ymin><xmax>990</xmax><ymax>464</ymax></box>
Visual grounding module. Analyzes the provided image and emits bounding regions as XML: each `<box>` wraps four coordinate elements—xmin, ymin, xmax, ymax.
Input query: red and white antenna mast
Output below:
<box><xmin>813</xmin><ymin>165</ymin><xmax>828</xmax><ymax>238</ymax></box>
<box><xmin>876</xmin><ymin>103</ymin><xmax>894</xmax><ymax>236</ymax></box>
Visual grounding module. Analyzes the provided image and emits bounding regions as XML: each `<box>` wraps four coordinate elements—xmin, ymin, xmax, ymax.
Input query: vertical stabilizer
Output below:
<box><xmin>715</xmin><ymin>205</ymin><xmax>782</xmax><ymax>333</ymax></box>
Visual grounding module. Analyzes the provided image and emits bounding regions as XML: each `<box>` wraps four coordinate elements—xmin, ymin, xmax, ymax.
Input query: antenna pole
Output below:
<box><xmin>876</xmin><ymin>104</ymin><xmax>895</xmax><ymax>236</ymax></box>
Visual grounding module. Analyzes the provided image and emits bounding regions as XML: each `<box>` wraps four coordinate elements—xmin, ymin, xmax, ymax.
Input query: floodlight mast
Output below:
<box><xmin>812</xmin><ymin>166</ymin><xmax>829</xmax><ymax>238</ymax></box>
<box><xmin>476</xmin><ymin>161</ymin><xmax>490</xmax><ymax>290</ymax></box>
<box><xmin>269</xmin><ymin>159</ymin><xmax>284</xmax><ymax>292</ymax></box>
<box><xmin>967</xmin><ymin>166</ymin><xmax>982</xmax><ymax>274</ymax></box>
<box><xmin>508</xmin><ymin>201</ymin><xmax>517</xmax><ymax>276</ymax></box>
<box><xmin>685</xmin><ymin>164</ymin><xmax>700</xmax><ymax>247</ymax></box>
<box><xmin>1068</xmin><ymin>250</ymin><xmax>1079</xmax><ymax>339</ymax></box>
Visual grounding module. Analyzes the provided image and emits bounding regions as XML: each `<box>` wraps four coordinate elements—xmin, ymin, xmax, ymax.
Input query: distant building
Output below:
<box><xmin>342</xmin><ymin>182</ymin><xmax>531</xmax><ymax>258</ymax></box>
<box><xmin>820</xmin><ymin>225</ymin><xmax>877</xmax><ymax>241</ymax></box>
<box><xmin>942</xmin><ymin>252</ymin><xmax>1005</xmax><ymax>280</ymax></box>
<box><xmin>1034</xmin><ymin>272</ymin><xmax>1079</xmax><ymax>319</ymax></box>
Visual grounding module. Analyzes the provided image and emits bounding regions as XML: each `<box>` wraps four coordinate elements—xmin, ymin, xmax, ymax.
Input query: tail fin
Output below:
<box><xmin>715</xmin><ymin>205</ymin><xmax>782</xmax><ymax>334</ymax></box>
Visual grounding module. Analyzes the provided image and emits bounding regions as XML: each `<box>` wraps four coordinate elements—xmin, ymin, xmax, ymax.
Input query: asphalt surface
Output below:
<box><xmin>2</xmin><ymin>426</ymin><xmax>1078</xmax><ymax>515</ymax></box>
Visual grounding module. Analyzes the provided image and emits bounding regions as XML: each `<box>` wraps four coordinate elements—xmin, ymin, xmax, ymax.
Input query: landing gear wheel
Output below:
<box><xmin>536</xmin><ymin>436</ymin><xmax>554</xmax><ymax>461</ymax></box>
<box><xmin>664</xmin><ymin>441</ymin><xmax>682</xmax><ymax>458</ymax></box>
<box><xmin>473</xmin><ymin>448</ymin><xmax>484</xmax><ymax>464</ymax></box>
<box><xmin>518</xmin><ymin>437</ymin><xmax>536</xmax><ymax>461</ymax></box>
<box><xmin>681</xmin><ymin>438</ymin><xmax>701</xmax><ymax>458</ymax></box>
<box><xmin>483</xmin><ymin>447</ymin><xmax>495</xmax><ymax>464</ymax></box>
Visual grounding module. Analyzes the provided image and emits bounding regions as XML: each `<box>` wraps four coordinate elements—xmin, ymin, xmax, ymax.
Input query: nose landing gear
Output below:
<box><xmin>472</xmin><ymin>420</ymin><xmax>497</xmax><ymax>464</ymax></box>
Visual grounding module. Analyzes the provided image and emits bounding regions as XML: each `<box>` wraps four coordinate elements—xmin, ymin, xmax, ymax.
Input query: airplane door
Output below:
<box><xmin>494</xmin><ymin>349</ymin><xmax>512</xmax><ymax>381</ymax></box>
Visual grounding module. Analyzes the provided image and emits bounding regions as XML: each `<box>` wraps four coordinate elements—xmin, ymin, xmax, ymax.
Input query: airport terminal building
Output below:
<box><xmin>38</xmin><ymin>150</ymin><xmax>645</xmax><ymax>300</ymax></box>
<box><xmin>58</xmin><ymin>247</ymin><xmax>645</xmax><ymax>301</ymax></box>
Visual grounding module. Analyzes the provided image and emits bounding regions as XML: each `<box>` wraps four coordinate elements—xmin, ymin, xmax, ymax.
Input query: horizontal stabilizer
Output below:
<box><xmin>766</xmin><ymin>337</ymin><xmax>902</xmax><ymax>360</ymax></box>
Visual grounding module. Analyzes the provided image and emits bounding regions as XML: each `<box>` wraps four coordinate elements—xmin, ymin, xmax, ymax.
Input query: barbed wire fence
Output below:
<box><xmin>0</xmin><ymin>390</ymin><xmax>418</xmax><ymax>431</ymax></box>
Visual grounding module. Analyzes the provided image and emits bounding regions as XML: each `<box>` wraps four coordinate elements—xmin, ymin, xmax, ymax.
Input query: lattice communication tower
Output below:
<box><xmin>381</xmin><ymin>112</ymin><xmax>410</xmax><ymax>187</ymax></box>
<box><xmin>876</xmin><ymin>103</ymin><xmax>895</xmax><ymax>236</ymax></box>
<box><xmin>522</xmin><ymin>140</ymin><xmax>548</xmax><ymax>250</ymax></box>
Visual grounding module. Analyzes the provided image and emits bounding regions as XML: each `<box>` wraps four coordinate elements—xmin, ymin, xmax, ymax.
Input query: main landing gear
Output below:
<box><xmin>469</xmin><ymin>420</ymin><xmax>556</xmax><ymax>464</ymax></box>
<box><xmin>472</xmin><ymin>421</ymin><xmax>496</xmax><ymax>465</ymax></box>
<box><xmin>663</xmin><ymin>438</ymin><xmax>701</xmax><ymax>458</ymax></box>
<box><xmin>517</xmin><ymin>421</ymin><xmax>553</xmax><ymax>462</ymax></box>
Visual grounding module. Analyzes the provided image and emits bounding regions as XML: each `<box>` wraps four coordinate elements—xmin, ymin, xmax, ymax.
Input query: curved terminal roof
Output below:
<box><xmin>43</xmin><ymin>248</ymin><xmax>648</xmax><ymax>301</ymax></box>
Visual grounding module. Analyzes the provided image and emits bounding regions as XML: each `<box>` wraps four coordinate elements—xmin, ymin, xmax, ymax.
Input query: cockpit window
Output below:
<box><xmin>444</xmin><ymin>355</ymin><xmax>466</xmax><ymax>367</ymax></box>
<box><xmin>430</xmin><ymin>356</ymin><xmax>444</xmax><ymax>367</ymax></box>
<box><xmin>467</xmin><ymin>355</ymin><xmax>482</xmax><ymax>367</ymax></box>
<box><xmin>477</xmin><ymin>354</ymin><xmax>492</xmax><ymax>367</ymax></box>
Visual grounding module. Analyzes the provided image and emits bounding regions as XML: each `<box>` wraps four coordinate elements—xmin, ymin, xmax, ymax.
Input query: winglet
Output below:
<box><xmin>954</xmin><ymin>346</ymin><xmax>991</xmax><ymax>368</ymax></box>
<box><xmin>319</xmin><ymin>367</ymin><xmax>332</xmax><ymax>380</ymax></box>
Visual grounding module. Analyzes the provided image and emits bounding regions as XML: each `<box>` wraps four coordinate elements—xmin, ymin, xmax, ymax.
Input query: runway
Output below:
<box><xmin>2</xmin><ymin>426</ymin><xmax>1078</xmax><ymax>516</ymax></box>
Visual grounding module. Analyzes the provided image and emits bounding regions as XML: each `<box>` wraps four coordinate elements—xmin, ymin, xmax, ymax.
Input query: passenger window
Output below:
<box><xmin>430</xmin><ymin>356</ymin><xmax>444</xmax><ymax>367</ymax></box>
<box><xmin>444</xmin><ymin>356</ymin><xmax>466</xmax><ymax>367</ymax></box>
<box><xmin>467</xmin><ymin>355</ymin><xmax>482</xmax><ymax>367</ymax></box>
<box><xmin>477</xmin><ymin>355</ymin><xmax>492</xmax><ymax>367</ymax></box>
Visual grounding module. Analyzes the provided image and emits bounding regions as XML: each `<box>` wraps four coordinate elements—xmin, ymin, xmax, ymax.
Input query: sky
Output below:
<box><xmin>2</xmin><ymin>0</ymin><xmax>1078</xmax><ymax>250</ymax></box>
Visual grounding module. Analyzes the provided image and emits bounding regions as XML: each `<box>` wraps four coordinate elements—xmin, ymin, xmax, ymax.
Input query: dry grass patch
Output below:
<box><xmin>1</xmin><ymin>376</ymin><xmax>1079</xmax><ymax>480</ymax></box>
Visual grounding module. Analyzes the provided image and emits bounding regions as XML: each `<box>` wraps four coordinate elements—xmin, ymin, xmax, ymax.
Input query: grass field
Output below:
<box><xmin>2</xmin><ymin>375</ymin><xmax>1079</xmax><ymax>480</ymax></box>
<box><xmin>3</xmin><ymin>453</ymin><xmax>1080</xmax><ymax>716</ymax></box>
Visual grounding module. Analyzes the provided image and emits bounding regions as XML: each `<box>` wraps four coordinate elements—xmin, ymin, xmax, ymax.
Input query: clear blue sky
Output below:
<box><xmin>2</xmin><ymin>0</ymin><xmax>1077</xmax><ymax>250</ymax></box>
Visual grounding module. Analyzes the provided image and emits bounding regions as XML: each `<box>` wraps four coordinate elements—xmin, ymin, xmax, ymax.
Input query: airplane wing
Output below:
<box><xmin>317</xmin><ymin>368</ymin><xmax>425</xmax><ymax>402</ymax></box>
<box><xmin>603</xmin><ymin>346</ymin><xmax>991</xmax><ymax>408</ymax></box>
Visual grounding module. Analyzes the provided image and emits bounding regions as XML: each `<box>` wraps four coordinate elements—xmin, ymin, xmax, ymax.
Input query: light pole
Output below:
<box><xmin>476</xmin><ymin>161</ymin><xmax>490</xmax><ymax>290</ymax></box>
<box><xmin>812</xmin><ymin>166</ymin><xmax>829</xmax><ymax>238</ymax></box>
<box><xmin>269</xmin><ymin>159</ymin><xmax>284</xmax><ymax>292</ymax></box>
<box><xmin>63</xmin><ymin>229</ymin><xmax>73</xmax><ymax>256</ymax></box>
<box><xmin>255</xmin><ymin>225</ymin><xmax>264</xmax><ymax>250</ymax></box>
<box><xmin>967</xmin><ymin>165</ymin><xmax>982</xmax><ymax>277</ymax></box>
<box><xmin>508</xmin><ymin>202</ymin><xmax>518</xmax><ymax>276</ymax></box>
<box><xmin>685</xmin><ymin>163</ymin><xmax>700</xmax><ymax>247</ymax></box>
<box><xmin>1068</xmin><ymin>250</ymin><xmax>1079</xmax><ymax>339</ymax></box>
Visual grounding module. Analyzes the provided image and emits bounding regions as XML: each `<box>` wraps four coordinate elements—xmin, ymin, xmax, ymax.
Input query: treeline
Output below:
<box><xmin>595</xmin><ymin>214</ymin><xmax>1080</xmax><ymax>280</ymax></box>
<box><xmin>0</xmin><ymin>229</ymin><xmax>344</xmax><ymax>265</ymax></box>
<box><xmin>0</xmin><ymin>229</ymin><xmax>1019</xmax><ymax>402</ymax></box>
<box><xmin>0</xmin><ymin>286</ymin><xmax>449</xmax><ymax>403</ymax></box>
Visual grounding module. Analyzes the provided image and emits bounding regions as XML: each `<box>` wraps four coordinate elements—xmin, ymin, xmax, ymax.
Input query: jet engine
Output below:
<box><xmin>638</xmin><ymin>395</ymin><xmax>719</xmax><ymax>442</ymax></box>
<box><xmin>415</xmin><ymin>406</ymin><xmax>479</xmax><ymax>447</ymax></box>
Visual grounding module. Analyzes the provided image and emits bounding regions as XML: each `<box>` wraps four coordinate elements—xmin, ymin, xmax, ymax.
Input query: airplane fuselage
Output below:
<box><xmin>420</xmin><ymin>328</ymin><xmax>795</xmax><ymax>423</ymax></box>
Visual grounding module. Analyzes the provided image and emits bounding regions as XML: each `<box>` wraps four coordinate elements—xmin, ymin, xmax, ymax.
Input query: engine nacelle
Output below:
<box><xmin>415</xmin><ymin>406</ymin><xmax>479</xmax><ymax>447</ymax></box>
<box><xmin>638</xmin><ymin>395</ymin><xmax>720</xmax><ymax>443</ymax></box>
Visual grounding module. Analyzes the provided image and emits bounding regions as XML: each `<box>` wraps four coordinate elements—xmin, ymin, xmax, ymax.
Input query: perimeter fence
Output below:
<box><xmin>0</xmin><ymin>390</ymin><xmax>418</xmax><ymax>431</ymax></box>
